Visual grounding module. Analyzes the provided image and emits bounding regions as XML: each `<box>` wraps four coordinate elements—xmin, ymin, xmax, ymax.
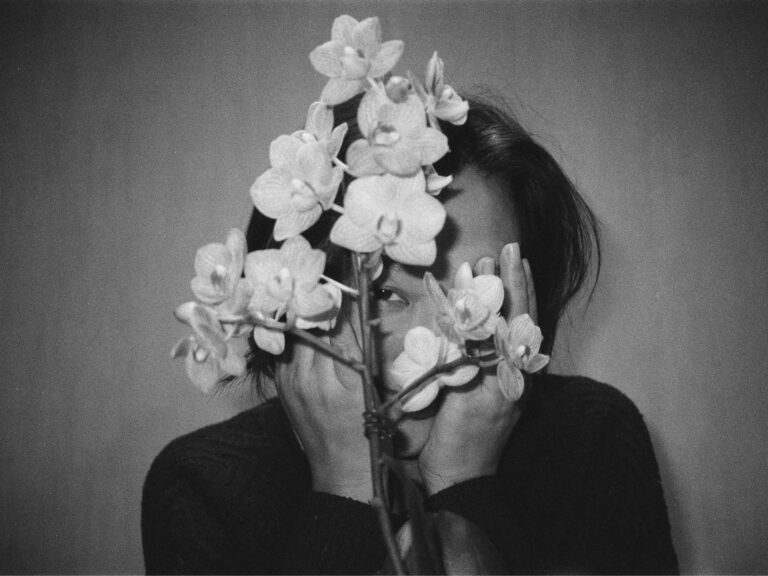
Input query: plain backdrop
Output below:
<box><xmin>2</xmin><ymin>1</ymin><xmax>767</xmax><ymax>573</ymax></box>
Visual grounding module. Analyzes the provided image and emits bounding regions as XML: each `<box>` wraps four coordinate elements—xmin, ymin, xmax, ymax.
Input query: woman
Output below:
<box><xmin>142</xmin><ymin>93</ymin><xmax>679</xmax><ymax>574</ymax></box>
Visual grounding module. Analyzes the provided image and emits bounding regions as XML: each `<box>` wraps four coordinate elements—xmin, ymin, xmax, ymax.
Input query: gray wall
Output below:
<box><xmin>2</xmin><ymin>1</ymin><xmax>767</xmax><ymax>573</ymax></box>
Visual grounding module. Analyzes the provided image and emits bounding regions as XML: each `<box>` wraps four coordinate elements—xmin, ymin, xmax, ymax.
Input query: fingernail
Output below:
<box><xmin>504</xmin><ymin>242</ymin><xmax>520</xmax><ymax>261</ymax></box>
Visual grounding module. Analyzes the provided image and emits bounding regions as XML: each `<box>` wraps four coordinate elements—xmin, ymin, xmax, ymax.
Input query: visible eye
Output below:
<box><xmin>373</xmin><ymin>286</ymin><xmax>408</xmax><ymax>307</ymax></box>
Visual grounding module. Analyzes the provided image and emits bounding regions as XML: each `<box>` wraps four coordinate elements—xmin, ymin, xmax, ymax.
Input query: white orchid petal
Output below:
<box><xmin>440</xmin><ymin>363</ymin><xmax>479</xmax><ymax>387</ymax></box>
<box><xmin>185</xmin><ymin>352</ymin><xmax>221</xmax><ymax>394</ymax></box>
<box><xmin>352</xmin><ymin>17</ymin><xmax>381</xmax><ymax>53</ymax></box>
<box><xmin>309</xmin><ymin>40</ymin><xmax>345</xmax><ymax>77</ymax></box>
<box><xmin>296</xmin><ymin>141</ymin><xmax>333</xmax><ymax>190</ymax></box>
<box><xmin>497</xmin><ymin>361</ymin><xmax>525</xmax><ymax>401</ymax></box>
<box><xmin>321</xmin><ymin>77</ymin><xmax>365</xmax><ymax>106</ymax></box>
<box><xmin>330</xmin><ymin>215</ymin><xmax>382</xmax><ymax>253</ymax></box>
<box><xmin>404</xmin><ymin>326</ymin><xmax>441</xmax><ymax>365</ymax></box>
<box><xmin>171</xmin><ymin>336</ymin><xmax>196</xmax><ymax>359</ymax></box>
<box><xmin>472</xmin><ymin>275</ymin><xmax>504</xmax><ymax>314</ymax></box>
<box><xmin>347</xmin><ymin>139</ymin><xmax>384</xmax><ymax>177</ymax></box>
<box><xmin>373</xmin><ymin>145</ymin><xmax>422</xmax><ymax>176</ymax></box>
<box><xmin>369</xmin><ymin>39</ymin><xmax>405</xmax><ymax>78</ymax></box>
<box><xmin>332</xmin><ymin>14</ymin><xmax>358</xmax><ymax>44</ymax></box>
<box><xmin>315</xmin><ymin>166</ymin><xmax>343</xmax><ymax>209</ymax></box>
<box><xmin>397</xmin><ymin>191</ymin><xmax>445</xmax><ymax>244</ymax></box>
<box><xmin>382</xmin><ymin>96</ymin><xmax>426</xmax><ymax>138</ymax></box>
<box><xmin>250</xmin><ymin>168</ymin><xmax>294</xmax><ymax>218</ymax></box>
<box><xmin>273</xmin><ymin>206</ymin><xmax>323</xmax><ymax>241</ymax></box>
<box><xmin>219</xmin><ymin>344</ymin><xmax>246</xmax><ymax>377</ymax></box>
<box><xmin>423</xmin><ymin>272</ymin><xmax>451</xmax><ymax>314</ymax></box>
<box><xmin>400</xmin><ymin>381</ymin><xmax>441</xmax><ymax>413</ymax></box>
<box><xmin>345</xmin><ymin>175</ymin><xmax>393</xmax><ymax>227</ymax></box>
<box><xmin>193</xmin><ymin>243</ymin><xmax>230</xmax><ymax>277</ymax></box>
<box><xmin>435</xmin><ymin>96</ymin><xmax>469</xmax><ymax>125</ymax></box>
<box><xmin>426</xmin><ymin>171</ymin><xmax>453</xmax><ymax>195</ymax></box>
<box><xmin>415</xmin><ymin>128</ymin><xmax>449</xmax><ymax>165</ymax></box>
<box><xmin>306</xmin><ymin>101</ymin><xmax>333</xmax><ymax>139</ymax></box>
<box><xmin>327</xmin><ymin>123</ymin><xmax>348</xmax><ymax>159</ymax></box>
<box><xmin>524</xmin><ymin>353</ymin><xmax>550</xmax><ymax>374</ymax></box>
<box><xmin>244</xmin><ymin>248</ymin><xmax>282</xmax><ymax>282</ymax></box>
<box><xmin>225</xmin><ymin>228</ymin><xmax>246</xmax><ymax>277</ymax></box>
<box><xmin>391</xmin><ymin>351</ymin><xmax>427</xmax><ymax>388</ymax></box>
<box><xmin>509</xmin><ymin>313</ymin><xmax>543</xmax><ymax>353</ymax></box>
<box><xmin>294</xmin><ymin>285</ymin><xmax>335</xmax><ymax>318</ymax></box>
<box><xmin>191</xmin><ymin>277</ymin><xmax>225</xmax><ymax>304</ymax></box>
<box><xmin>357</xmin><ymin>87</ymin><xmax>387</xmax><ymax>135</ymax></box>
<box><xmin>247</xmin><ymin>283</ymin><xmax>281</xmax><ymax>316</ymax></box>
<box><xmin>252</xmin><ymin>326</ymin><xmax>285</xmax><ymax>355</ymax></box>
<box><xmin>269</xmin><ymin>134</ymin><xmax>302</xmax><ymax>169</ymax></box>
<box><xmin>385</xmin><ymin>241</ymin><xmax>436</xmax><ymax>266</ymax></box>
<box><xmin>426</xmin><ymin>51</ymin><xmax>440</xmax><ymax>94</ymax></box>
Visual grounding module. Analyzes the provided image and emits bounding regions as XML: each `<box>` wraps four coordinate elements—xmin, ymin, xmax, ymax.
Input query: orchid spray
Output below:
<box><xmin>171</xmin><ymin>15</ymin><xmax>549</xmax><ymax>574</ymax></box>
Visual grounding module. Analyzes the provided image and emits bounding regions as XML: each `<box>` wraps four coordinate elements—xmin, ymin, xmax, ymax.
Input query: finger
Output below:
<box><xmin>282</xmin><ymin>339</ymin><xmax>315</xmax><ymax>384</ymax></box>
<box><xmin>522</xmin><ymin>258</ymin><xmax>538</xmax><ymax>325</ymax></box>
<box><xmin>473</xmin><ymin>256</ymin><xmax>495</xmax><ymax>277</ymax></box>
<box><xmin>500</xmin><ymin>242</ymin><xmax>528</xmax><ymax>320</ymax></box>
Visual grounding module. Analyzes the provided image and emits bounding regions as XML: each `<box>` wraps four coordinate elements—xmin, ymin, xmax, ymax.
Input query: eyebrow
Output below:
<box><xmin>386</xmin><ymin>261</ymin><xmax>454</xmax><ymax>292</ymax></box>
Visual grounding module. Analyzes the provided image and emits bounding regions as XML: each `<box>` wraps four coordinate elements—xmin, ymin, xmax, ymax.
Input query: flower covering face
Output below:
<box><xmin>371</xmin><ymin>166</ymin><xmax>523</xmax><ymax>456</ymax></box>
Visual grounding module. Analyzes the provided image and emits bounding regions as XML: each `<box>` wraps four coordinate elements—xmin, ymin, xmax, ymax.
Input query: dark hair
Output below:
<box><xmin>245</xmin><ymin>92</ymin><xmax>600</xmax><ymax>389</ymax></box>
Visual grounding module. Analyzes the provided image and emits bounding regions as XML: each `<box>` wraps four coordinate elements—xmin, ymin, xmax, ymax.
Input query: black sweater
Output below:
<box><xmin>141</xmin><ymin>375</ymin><xmax>679</xmax><ymax>574</ymax></box>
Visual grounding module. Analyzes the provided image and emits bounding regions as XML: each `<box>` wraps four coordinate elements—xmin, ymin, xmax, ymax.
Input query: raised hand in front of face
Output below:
<box><xmin>276</xmin><ymin>308</ymin><xmax>373</xmax><ymax>502</ymax></box>
<box><xmin>417</xmin><ymin>242</ymin><xmax>538</xmax><ymax>495</ymax></box>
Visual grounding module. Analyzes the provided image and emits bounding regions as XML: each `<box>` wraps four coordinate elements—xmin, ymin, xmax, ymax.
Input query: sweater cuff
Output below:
<box><xmin>282</xmin><ymin>491</ymin><xmax>386</xmax><ymax>574</ymax></box>
<box><xmin>425</xmin><ymin>475</ymin><xmax>537</xmax><ymax>573</ymax></box>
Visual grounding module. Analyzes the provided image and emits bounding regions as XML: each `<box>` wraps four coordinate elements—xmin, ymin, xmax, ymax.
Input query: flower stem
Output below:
<box><xmin>287</xmin><ymin>326</ymin><xmax>367</xmax><ymax>372</ymax></box>
<box><xmin>321</xmin><ymin>274</ymin><xmax>358</xmax><ymax>296</ymax></box>
<box><xmin>332</xmin><ymin>157</ymin><xmax>351</xmax><ymax>173</ymax></box>
<box><xmin>380</xmin><ymin>356</ymin><xmax>482</xmax><ymax>414</ymax></box>
<box><xmin>354</xmin><ymin>254</ymin><xmax>406</xmax><ymax>576</ymax></box>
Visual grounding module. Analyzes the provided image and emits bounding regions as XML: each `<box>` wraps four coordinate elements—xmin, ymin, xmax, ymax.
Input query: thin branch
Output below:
<box><xmin>380</xmin><ymin>356</ymin><xmax>483</xmax><ymax>414</ymax></box>
<box><xmin>321</xmin><ymin>274</ymin><xmax>359</xmax><ymax>296</ymax></box>
<box><xmin>329</xmin><ymin>202</ymin><xmax>345</xmax><ymax>214</ymax></box>
<box><xmin>354</xmin><ymin>253</ymin><xmax>407</xmax><ymax>576</ymax></box>
<box><xmin>287</xmin><ymin>326</ymin><xmax>367</xmax><ymax>372</ymax></box>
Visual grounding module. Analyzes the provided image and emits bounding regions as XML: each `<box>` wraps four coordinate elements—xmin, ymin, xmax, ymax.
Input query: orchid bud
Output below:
<box><xmin>385</xmin><ymin>75</ymin><xmax>411</xmax><ymax>103</ymax></box>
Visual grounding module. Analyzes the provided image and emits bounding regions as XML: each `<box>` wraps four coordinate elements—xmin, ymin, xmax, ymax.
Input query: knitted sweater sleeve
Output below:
<box><xmin>425</xmin><ymin>378</ymin><xmax>679</xmax><ymax>575</ymax></box>
<box><xmin>141</xmin><ymin>403</ymin><xmax>386</xmax><ymax>575</ymax></box>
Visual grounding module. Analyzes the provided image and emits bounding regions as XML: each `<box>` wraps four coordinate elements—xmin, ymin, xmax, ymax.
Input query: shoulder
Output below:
<box><xmin>527</xmin><ymin>373</ymin><xmax>645</xmax><ymax>430</ymax></box>
<box><xmin>144</xmin><ymin>398</ymin><xmax>304</xmax><ymax>490</ymax></box>
<box><xmin>510</xmin><ymin>373</ymin><xmax>660</xmax><ymax>480</ymax></box>
<box><xmin>141</xmin><ymin>398</ymin><xmax>309</xmax><ymax>572</ymax></box>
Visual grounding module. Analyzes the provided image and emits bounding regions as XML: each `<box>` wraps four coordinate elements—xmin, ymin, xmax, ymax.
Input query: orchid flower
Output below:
<box><xmin>244</xmin><ymin>235</ymin><xmax>339</xmax><ymax>328</ymax></box>
<box><xmin>494</xmin><ymin>314</ymin><xmax>550</xmax><ymax>401</ymax></box>
<box><xmin>292</xmin><ymin>101</ymin><xmax>348</xmax><ymax>161</ymax></box>
<box><xmin>251</xmin><ymin>310</ymin><xmax>286</xmax><ymax>356</ymax></box>
<box><xmin>390</xmin><ymin>326</ymin><xmax>479</xmax><ymax>412</ymax></box>
<box><xmin>310</xmin><ymin>15</ymin><xmax>404</xmax><ymax>105</ymax></box>
<box><xmin>190</xmin><ymin>228</ymin><xmax>246</xmax><ymax>305</ymax></box>
<box><xmin>412</xmin><ymin>51</ymin><xmax>469</xmax><ymax>128</ymax></box>
<box><xmin>345</xmin><ymin>84</ymin><xmax>448</xmax><ymax>177</ymax></box>
<box><xmin>329</xmin><ymin>171</ymin><xmax>445</xmax><ymax>266</ymax></box>
<box><xmin>171</xmin><ymin>302</ymin><xmax>246</xmax><ymax>393</ymax></box>
<box><xmin>424</xmin><ymin>263</ymin><xmax>504</xmax><ymax>343</ymax></box>
<box><xmin>250</xmin><ymin>136</ymin><xmax>343</xmax><ymax>240</ymax></box>
<box><xmin>424</xmin><ymin>164</ymin><xmax>453</xmax><ymax>196</ymax></box>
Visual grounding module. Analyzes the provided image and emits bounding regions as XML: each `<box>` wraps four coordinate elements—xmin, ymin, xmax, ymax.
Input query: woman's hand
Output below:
<box><xmin>276</xmin><ymin>312</ymin><xmax>373</xmax><ymax>502</ymax></box>
<box><xmin>418</xmin><ymin>242</ymin><xmax>538</xmax><ymax>495</ymax></box>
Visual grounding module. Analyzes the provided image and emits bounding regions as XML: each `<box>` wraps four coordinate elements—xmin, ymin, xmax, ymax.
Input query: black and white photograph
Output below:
<box><xmin>1</xmin><ymin>1</ymin><xmax>767</xmax><ymax>573</ymax></box>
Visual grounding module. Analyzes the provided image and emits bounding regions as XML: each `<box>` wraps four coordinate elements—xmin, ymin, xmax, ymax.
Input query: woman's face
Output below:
<box><xmin>372</xmin><ymin>165</ymin><xmax>520</xmax><ymax>457</ymax></box>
